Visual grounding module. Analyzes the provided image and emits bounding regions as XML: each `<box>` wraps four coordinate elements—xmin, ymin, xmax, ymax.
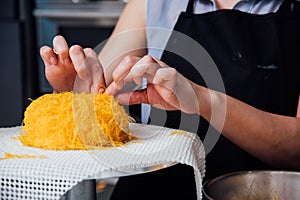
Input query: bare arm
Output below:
<box><xmin>195</xmin><ymin>85</ymin><xmax>300</xmax><ymax>169</ymax></box>
<box><xmin>106</xmin><ymin>55</ymin><xmax>300</xmax><ymax>170</ymax></box>
<box><xmin>98</xmin><ymin>0</ymin><xmax>148</xmax><ymax>85</ymax></box>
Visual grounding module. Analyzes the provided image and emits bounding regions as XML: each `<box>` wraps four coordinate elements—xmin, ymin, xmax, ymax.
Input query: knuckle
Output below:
<box><xmin>142</xmin><ymin>55</ymin><xmax>154</xmax><ymax>63</ymax></box>
<box><xmin>156</xmin><ymin>68</ymin><xmax>163</xmax><ymax>77</ymax></box>
<box><xmin>168</xmin><ymin>68</ymin><xmax>177</xmax><ymax>76</ymax></box>
<box><xmin>123</xmin><ymin>55</ymin><xmax>135</xmax><ymax>65</ymax></box>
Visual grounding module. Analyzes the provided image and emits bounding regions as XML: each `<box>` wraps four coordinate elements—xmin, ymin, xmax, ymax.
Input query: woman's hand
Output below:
<box><xmin>106</xmin><ymin>55</ymin><xmax>200</xmax><ymax>114</ymax></box>
<box><xmin>40</xmin><ymin>35</ymin><xmax>105</xmax><ymax>93</ymax></box>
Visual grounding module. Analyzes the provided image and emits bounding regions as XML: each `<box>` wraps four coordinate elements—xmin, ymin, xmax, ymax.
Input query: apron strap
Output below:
<box><xmin>290</xmin><ymin>0</ymin><xmax>300</xmax><ymax>14</ymax></box>
<box><xmin>279</xmin><ymin>0</ymin><xmax>299</xmax><ymax>14</ymax></box>
<box><xmin>186</xmin><ymin>0</ymin><xmax>195</xmax><ymax>14</ymax></box>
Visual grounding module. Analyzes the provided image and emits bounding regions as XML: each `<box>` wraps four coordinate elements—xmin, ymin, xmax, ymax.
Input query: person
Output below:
<box><xmin>40</xmin><ymin>0</ymin><xmax>300</xmax><ymax>199</ymax></box>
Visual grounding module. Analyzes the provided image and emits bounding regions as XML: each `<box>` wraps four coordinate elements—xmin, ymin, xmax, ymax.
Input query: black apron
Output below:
<box><xmin>111</xmin><ymin>1</ymin><xmax>300</xmax><ymax>199</ymax></box>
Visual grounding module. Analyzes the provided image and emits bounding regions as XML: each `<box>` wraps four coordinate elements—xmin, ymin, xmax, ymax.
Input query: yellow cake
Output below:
<box><xmin>19</xmin><ymin>92</ymin><xmax>134</xmax><ymax>150</ymax></box>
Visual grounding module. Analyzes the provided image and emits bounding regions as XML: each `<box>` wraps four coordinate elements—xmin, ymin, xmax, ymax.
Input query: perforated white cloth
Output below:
<box><xmin>0</xmin><ymin>123</ymin><xmax>205</xmax><ymax>200</ymax></box>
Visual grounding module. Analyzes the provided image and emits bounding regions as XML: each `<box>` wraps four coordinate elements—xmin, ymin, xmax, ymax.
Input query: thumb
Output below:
<box><xmin>115</xmin><ymin>89</ymin><xmax>148</xmax><ymax>105</ymax></box>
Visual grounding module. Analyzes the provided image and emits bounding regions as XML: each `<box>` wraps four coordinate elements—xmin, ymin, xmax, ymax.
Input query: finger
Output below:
<box><xmin>111</xmin><ymin>55</ymin><xmax>141</xmax><ymax>83</ymax></box>
<box><xmin>84</xmin><ymin>48</ymin><xmax>106</xmax><ymax>93</ymax></box>
<box><xmin>152</xmin><ymin>68</ymin><xmax>177</xmax><ymax>92</ymax></box>
<box><xmin>126</xmin><ymin>63</ymin><xmax>158</xmax><ymax>85</ymax></box>
<box><xmin>69</xmin><ymin>45</ymin><xmax>90</xmax><ymax>81</ymax></box>
<box><xmin>73</xmin><ymin>76</ymin><xmax>92</xmax><ymax>93</ymax></box>
<box><xmin>124</xmin><ymin>55</ymin><xmax>160</xmax><ymax>85</ymax></box>
<box><xmin>105</xmin><ymin>81</ymin><xmax>118</xmax><ymax>95</ymax></box>
<box><xmin>40</xmin><ymin>46</ymin><xmax>57</xmax><ymax>65</ymax></box>
<box><xmin>53</xmin><ymin>35</ymin><xmax>71</xmax><ymax>64</ymax></box>
<box><xmin>116</xmin><ymin>86</ymin><xmax>176</xmax><ymax>110</ymax></box>
<box><xmin>115</xmin><ymin>89</ymin><xmax>148</xmax><ymax>105</ymax></box>
<box><xmin>107</xmin><ymin>55</ymin><xmax>159</xmax><ymax>95</ymax></box>
<box><xmin>152</xmin><ymin>56</ymin><xmax>169</xmax><ymax>68</ymax></box>
<box><xmin>152</xmin><ymin>68</ymin><xmax>181</xmax><ymax>109</ymax></box>
<box><xmin>105</xmin><ymin>79</ymin><xmax>126</xmax><ymax>95</ymax></box>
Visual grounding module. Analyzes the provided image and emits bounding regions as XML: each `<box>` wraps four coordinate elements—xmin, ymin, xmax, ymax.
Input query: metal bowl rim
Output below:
<box><xmin>202</xmin><ymin>170</ymin><xmax>300</xmax><ymax>200</ymax></box>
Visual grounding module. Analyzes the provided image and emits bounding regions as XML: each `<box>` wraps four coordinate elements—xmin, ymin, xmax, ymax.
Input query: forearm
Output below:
<box><xmin>98</xmin><ymin>0</ymin><xmax>147</xmax><ymax>85</ymax></box>
<box><xmin>196</xmin><ymin>84</ymin><xmax>300</xmax><ymax>169</ymax></box>
<box><xmin>99</xmin><ymin>40</ymin><xmax>146</xmax><ymax>86</ymax></box>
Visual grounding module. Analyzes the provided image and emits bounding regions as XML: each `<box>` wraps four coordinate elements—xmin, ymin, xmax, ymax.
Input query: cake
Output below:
<box><xmin>19</xmin><ymin>92</ymin><xmax>135</xmax><ymax>150</ymax></box>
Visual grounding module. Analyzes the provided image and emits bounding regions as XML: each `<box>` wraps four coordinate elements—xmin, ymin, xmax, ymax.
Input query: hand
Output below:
<box><xmin>40</xmin><ymin>35</ymin><xmax>105</xmax><ymax>93</ymax></box>
<box><xmin>106</xmin><ymin>55</ymin><xmax>200</xmax><ymax>114</ymax></box>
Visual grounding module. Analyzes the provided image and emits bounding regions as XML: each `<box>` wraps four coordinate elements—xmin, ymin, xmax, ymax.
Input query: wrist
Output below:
<box><xmin>193</xmin><ymin>84</ymin><xmax>211</xmax><ymax>118</ymax></box>
<box><xmin>194</xmin><ymin>84</ymin><xmax>227</xmax><ymax>132</ymax></box>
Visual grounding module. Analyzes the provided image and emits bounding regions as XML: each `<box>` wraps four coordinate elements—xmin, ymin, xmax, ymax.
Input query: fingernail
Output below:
<box><xmin>98</xmin><ymin>88</ymin><xmax>104</xmax><ymax>94</ymax></box>
<box><xmin>105</xmin><ymin>86</ymin><xmax>112</xmax><ymax>95</ymax></box>
<box><xmin>55</xmin><ymin>45</ymin><xmax>63</xmax><ymax>53</ymax></box>
<box><xmin>53</xmin><ymin>48</ymin><xmax>58</xmax><ymax>55</ymax></box>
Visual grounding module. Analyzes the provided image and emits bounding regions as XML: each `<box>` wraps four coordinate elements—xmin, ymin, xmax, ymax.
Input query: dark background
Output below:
<box><xmin>0</xmin><ymin>0</ymin><xmax>38</xmax><ymax>127</ymax></box>
<box><xmin>0</xmin><ymin>0</ymin><xmax>125</xmax><ymax>127</ymax></box>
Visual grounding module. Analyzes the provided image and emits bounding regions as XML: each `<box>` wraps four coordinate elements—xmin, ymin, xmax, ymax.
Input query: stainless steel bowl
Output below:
<box><xmin>203</xmin><ymin>170</ymin><xmax>300</xmax><ymax>200</ymax></box>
